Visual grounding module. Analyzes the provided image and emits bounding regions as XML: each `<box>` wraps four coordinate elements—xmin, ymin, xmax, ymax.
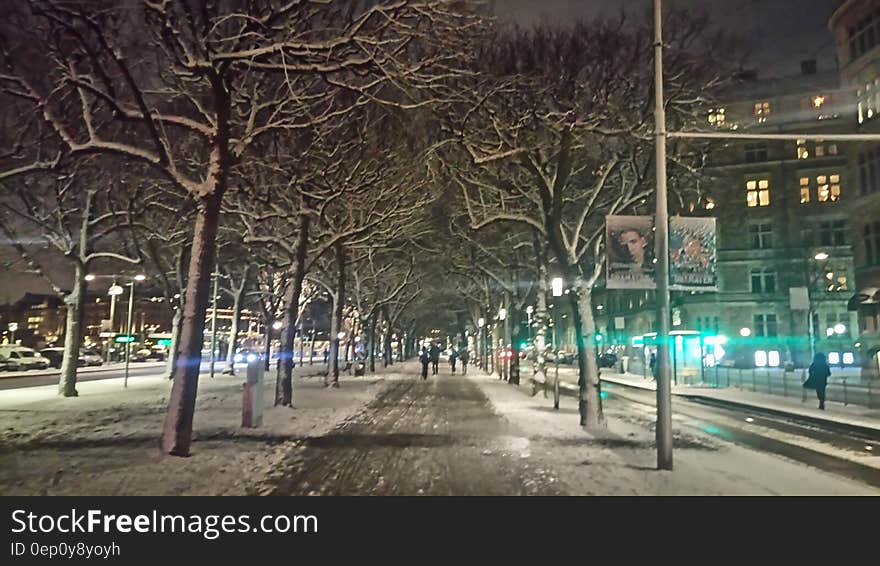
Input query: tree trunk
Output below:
<box><xmin>58</xmin><ymin>265</ymin><xmax>85</xmax><ymax>397</ymax></box>
<box><xmin>164</xmin><ymin>306</ymin><xmax>183</xmax><ymax>379</ymax></box>
<box><xmin>533</xmin><ymin>241</ymin><xmax>549</xmax><ymax>385</ymax></box>
<box><xmin>327</xmin><ymin>293</ymin><xmax>339</xmax><ymax>385</ymax></box>
<box><xmin>222</xmin><ymin>283</ymin><xmax>245</xmax><ymax>375</ymax></box>
<box><xmin>263</xmin><ymin>317</ymin><xmax>272</xmax><ymax>371</ymax></box>
<box><xmin>327</xmin><ymin>243</ymin><xmax>346</xmax><ymax>387</ymax></box>
<box><xmin>275</xmin><ymin>215</ymin><xmax>310</xmax><ymax>406</ymax></box>
<box><xmin>568</xmin><ymin>276</ymin><xmax>604</xmax><ymax>429</ymax></box>
<box><xmin>161</xmin><ymin>192</ymin><xmax>223</xmax><ymax>456</ymax></box>
<box><xmin>510</xmin><ymin>309</ymin><xmax>521</xmax><ymax>385</ymax></box>
<box><xmin>382</xmin><ymin>306</ymin><xmax>392</xmax><ymax>367</ymax></box>
<box><xmin>369</xmin><ymin>314</ymin><xmax>377</xmax><ymax>373</ymax></box>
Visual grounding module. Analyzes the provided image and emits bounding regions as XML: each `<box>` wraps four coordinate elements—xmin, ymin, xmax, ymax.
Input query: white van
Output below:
<box><xmin>0</xmin><ymin>346</ymin><xmax>50</xmax><ymax>371</ymax></box>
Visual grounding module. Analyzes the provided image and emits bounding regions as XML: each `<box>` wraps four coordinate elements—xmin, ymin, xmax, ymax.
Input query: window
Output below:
<box><xmin>817</xmin><ymin>220</ymin><xmax>847</xmax><ymax>246</ymax></box>
<box><xmin>754</xmin><ymin>314</ymin><xmax>778</xmax><ymax>337</ymax></box>
<box><xmin>857</xmin><ymin>78</ymin><xmax>880</xmax><ymax>124</ymax></box>
<box><xmin>744</xmin><ymin>143</ymin><xmax>768</xmax><ymax>163</ymax></box>
<box><xmin>708</xmin><ymin>108</ymin><xmax>725</xmax><ymax>127</ymax></box>
<box><xmin>858</xmin><ymin>147</ymin><xmax>880</xmax><ymax>196</ymax></box>
<box><xmin>800</xmin><ymin>177</ymin><xmax>810</xmax><ymax>203</ymax></box>
<box><xmin>749</xmin><ymin>223</ymin><xmax>772</xmax><ymax>249</ymax></box>
<box><xmin>800</xmin><ymin>174</ymin><xmax>841</xmax><ymax>203</ymax></box>
<box><xmin>866</xmin><ymin>222</ymin><xmax>880</xmax><ymax>266</ymax></box>
<box><xmin>848</xmin><ymin>13</ymin><xmax>880</xmax><ymax>61</ymax></box>
<box><xmin>821</xmin><ymin>265</ymin><xmax>849</xmax><ymax>292</ymax></box>
<box><xmin>754</xmin><ymin>101</ymin><xmax>770</xmax><ymax>123</ymax></box>
<box><xmin>801</xmin><ymin>95</ymin><xmax>838</xmax><ymax>121</ymax></box>
<box><xmin>817</xmin><ymin>174</ymin><xmax>841</xmax><ymax>202</ymax></box>
<box><xmin>746</xmin><ymin>179</ymin><xmax>770</xmax><ymax>207</ymax></box>
<box><xmin>750</xmin><ymin>269</ymin><xmax>776</xmax><ymax>294</ymax></box>
<box><xmin>798</xmin><ymin>139</ymin><xmax>839</xmax><ymax>159</ymax></box>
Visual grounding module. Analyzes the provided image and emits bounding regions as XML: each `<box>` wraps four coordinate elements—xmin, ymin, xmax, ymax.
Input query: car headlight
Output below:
<box><xmin>246</xmin><ymin>354</ymin><xmax>257</xmax><ymax>362</ymax></box>
<box><xmin>233</xmin><ymin>354</ymin><xmax>243</xmax><ymax>362</ymax></box>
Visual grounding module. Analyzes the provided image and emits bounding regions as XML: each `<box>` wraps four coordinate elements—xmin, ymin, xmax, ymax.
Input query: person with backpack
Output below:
<box><xmin>804</xmin><ymin>352</ymin><xmax>831</xmax><ymax>410</ymax></box>
<box><xmin>419</xmin><ymin>347</ymin><xmax>430</xmax><ymax>380</ymax></box>
<box><xmin>459</xmin><ymin>349</ymin><xmax>469</xmax><ymax>375</ymax></box>
<box><xmin>429</xmin><ymin>343</ymin><xmax>441</xmax><ymax>375</ymax></box>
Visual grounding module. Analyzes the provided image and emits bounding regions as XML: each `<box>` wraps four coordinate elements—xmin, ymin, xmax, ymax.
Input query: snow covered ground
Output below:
<box><xmin>469</xmin><ymin>373</ymin><xmax>878</xmax><ymax>495</ymax></box>
<box><xmin>0</xmin><ymin>367</ymin><xmax>386</xmax><ymax>495</ymax></box>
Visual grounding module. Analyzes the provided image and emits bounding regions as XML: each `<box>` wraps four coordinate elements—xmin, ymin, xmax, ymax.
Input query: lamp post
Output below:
<box><xmin>123</xmin><ymin>274</ymin><xmax>146</xmax><ymax>388</ymax></box>
<box><xmin>107</xmin><ymin>283</ymin><xmax>124</xmax><ymax>363</ymax></box>
<box><xmin>498</xmin><ymin>306</ymin><xmax>508</xmax><ymax>381</ymax></box>
<box><xmin>477</xmin><ymin>317</ymin><xmax>486</xmax><ymax>371</ymax></box>
<box><xmin>526</xmin><ymin>305</ymin><xmax>533</xmax><ymax>342</ymax></box>
<box><xmin>7</xmin><ymin>322</ymin><xmax>17</xmax><ymax>344</ymax></box>
<box><xmin>653</xmin><ymin>0</ymin><xmax>673</xmax><ymax>470</ymax></box>
<box><xmin>807</xmin><ymin>252</ymin><xmax>831</xmax><ymax>361</ymax></box>
<box><xmin>210</xmin><ymin>271</ymin><xmax>220</xmax><ymax>378</ymax></box>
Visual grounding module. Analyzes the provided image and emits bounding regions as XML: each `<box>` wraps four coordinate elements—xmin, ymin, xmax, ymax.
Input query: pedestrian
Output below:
<box><xmin>804</xmin><ymin>352</ymin><xmax>831</xmax><ymax>410</ymax></box>
<box><xmin>649</xmin><ymin>352</ymin><xmax>658</xmax><ymax>380</ymax></box>
<box><xmin>429</xmin><ymin>343</ymin><xmax>441</xmax><ymax>375</ymax></box>
<box><xmin>323</xmin><ymin>347</ymin><xmax>329</xmax><ymax>364</ymax></box>
<box><xmin>460</xmin><ymin>349</ymin><xmax>469</xmax><ymax>375</ymax></box>
<box><xmin>449</xmin><ymin>348</ymin><xmax>458</xmax><ymax>374</ymax></box>
<box><xmin>419</xmin><ymin>347</ymin><xmax>430</xmax><ymax>380</ymax></box>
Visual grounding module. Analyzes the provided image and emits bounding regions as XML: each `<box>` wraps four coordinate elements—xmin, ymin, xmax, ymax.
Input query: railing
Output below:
<box><xmin>706</xmin><ymin>366</ymin><xmax>879</xmax><ymax>409</ymax></box>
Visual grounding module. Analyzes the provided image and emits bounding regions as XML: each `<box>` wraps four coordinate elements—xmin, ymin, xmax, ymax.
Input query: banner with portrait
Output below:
<box><xmin>606</xmin><ymin>215</ymin><xmax>656</xmax><ymax>290</ymax></box>
<box><xmin>669</xmin><ymin>216</ymin><xmax>717</xmax><ymax>292</ymax></box>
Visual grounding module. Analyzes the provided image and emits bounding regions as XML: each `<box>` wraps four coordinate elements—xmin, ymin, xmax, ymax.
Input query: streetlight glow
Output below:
<box><xmin>107</xmin><ymin>284</ymin><xmax>124</xmax><ymax>296</ymax></box>
<box><xmin>739</xmin><ymin>327</ymin><xmax>751</xmax><ymax>337</ymax></box>
<box><xmin>498</xmin><ymin>308</ymin><xmax>507</xmax><ymax>320</ymax></box>
<box><xmin>85</xmin><ymin>274</ymin><xmax>96</xmax><ymax>281</ymax></box>
<box><xmin>477</xmin><ymin>317</ymin><xmax>485</xmax><ymax>328</ymax></box>
<box><xmin>834</xmin><ymin>323</ymin><xmax>846</xmax><ymax>335</ymax></box>
<box><xmin>272</xmin><ymin>321</ymin><xmax>283</xmax><ymax>330</ymax></box>
<box><xmin>337</xmin><ymin>332</ymin><xmax>346</xmax><ymax>340</ymax></box>
<box><xmin>814</xmin><ymin>252</ymin><xmax>829</xmax><ymax>261</ymax></box>
<box><xmin>134</xmin><ymin>274</ymin><xmax>146</xmax><ymax>282</ymax></box>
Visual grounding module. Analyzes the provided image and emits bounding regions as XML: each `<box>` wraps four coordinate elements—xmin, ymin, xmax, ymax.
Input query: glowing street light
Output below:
<box><xmin>272</xmin><ymin>321</ymin><xmax>283</xmax><ymax>330</ymax></box>
<box><xmin>834</xmin><ymin>323</ymin><xmax>846</xmax><ymax>335</ymax></box>
<box><xmin>337</xmin><ymin>332</ymin><xmax>346</xmax><ymax>340</ymax></box>
<box><xmin>739</xmin><ymin>327</ymin><xmax>752</xmax><ymax>337</ymax></box>
<box><xmin>814</xmin><ymin>252</ymin><xmax>829</xmax><ymax>261</ymax></box>
<box><xmin>84</xmin><ymin>274</ymin><xmax>96</xmax><ymax>282</ymax></box>
<box><xmin>477</xmin><ymin>318</ymin><xmax>485</xmax><ymax>328</ymax></box>
<box><xmin>498</xmin><ymin>308</ymin><xmax>507</xmax><ymax>321</ymax></box>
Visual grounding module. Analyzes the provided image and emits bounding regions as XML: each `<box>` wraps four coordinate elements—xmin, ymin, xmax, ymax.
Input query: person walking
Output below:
<box><xmin>804</xmin><ymin>352</ymin><xmax>831</xmax><ymax>410</ymax></box>
<box><xmin>419</xmin><ymin>347</ymin><xmax>430</xmax><ymax>380</ymax></box>
<box><xmin>449</xmin><ymin>348</ymin><xmax>458</xmax><ymax>374</ymax></box>
<box><xmin>429</xmin><ymin>343</ymin><xmax>441</xmax><ymax>375</ymax></box>
<box><xmin>649</xmin><ymin>352</ymin><xmax>658</xmax><ymax>380</ymax></box>
<box><xmin>460</xmin><ymin>348</ymin><xmax>469</xmax><ymax>375</ymax></box>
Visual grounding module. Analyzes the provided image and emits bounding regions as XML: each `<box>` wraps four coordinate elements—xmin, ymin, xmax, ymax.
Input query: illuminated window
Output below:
<box><xmin>816</xmin><ymin>174</ymin><xmax>841</xmax><ymax>202</ymax></box>
<box><xmin>708</xmin><ymin>108</ymin><xmax>725</xmax><ymax>127</ymax></box>
<box><xmin>755</xmin><ymin>351</ymin><xmax>768</xmax><ymax>367</ymax></box>
<box><xmin>797</xmin><ymin>139</ymin><xmax>809</xmax><ymax>159</ymax></box>
<box><xmin>798</xmin><ymin>139</ymin><xmax>838</xmax><ymax>159</ymax></box>
<box><xmin>754</xmin><ymin>101</ymin><xmax>770</xmax><ymax>123</ymax></box>
<box><xmin>812</xmin><ymin>95</ymin><xmax>826</xmax><ymax>109</ymax></box>
<box><xmin>746</xmin><ymin>179</ymin><xmax>770</xmax><ymax>207</ymax></box>
<box><xmin>800</xmin><ymin>177</ymin><xmax>810</xmax><ymax>203</ymax></box>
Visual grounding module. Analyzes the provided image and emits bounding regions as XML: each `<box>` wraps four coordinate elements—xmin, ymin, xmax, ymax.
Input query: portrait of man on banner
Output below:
<box><xmin>606</xmin><ymin>215</ymin><xmax>656</xmax><ymax>289</ymax></box>
<box><xmin>669</xmin><ymin>216</ymin><xmax>717</xmax><ymax>291</ymax></box>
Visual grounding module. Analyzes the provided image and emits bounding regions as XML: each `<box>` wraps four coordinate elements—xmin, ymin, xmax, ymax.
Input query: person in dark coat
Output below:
<box><xmin>649</xmin><ymin>352</ymin><xmax>658</xmax><ymax>380</ymax></box>
<box><xmin>419</xmin><ymin>347</ymin><xmax>430</xmax><ymax>380</ymax></box>
<box><xmin>806</xmin><ymin>352</ymin><xmax>831</xmax><ymax>410</ymax></box>
<box><xmin>449</xmin><ymin>349</ymin><xmax>458</xmax><ymax>374</ymax></box>
<box><xmin>429</xmin><ymin>343</ymin><xmax>441</xmax><ymax>375</ymax></box>
<box><xmin>459</xmin><ymin>349</ymin><xmax>469</xmax><ymax>375</ymax></box>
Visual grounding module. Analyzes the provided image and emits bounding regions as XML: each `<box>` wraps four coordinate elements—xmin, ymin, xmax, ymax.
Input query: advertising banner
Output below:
<box><xmin>669</xmin><ymin>216</ymin><xmax>717</xmax><ymax>291</ymax></box>
<box><xmin>606</xmin><ymin>215</ymin><xmax>656</xmax><ymax>290</ymax></box>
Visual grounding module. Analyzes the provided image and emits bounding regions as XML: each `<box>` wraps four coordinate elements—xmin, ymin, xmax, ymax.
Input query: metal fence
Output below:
<box><xmin>701</xmin><ymin>366</ymin><xmax>880</xmax><ymax>409</ymax></box>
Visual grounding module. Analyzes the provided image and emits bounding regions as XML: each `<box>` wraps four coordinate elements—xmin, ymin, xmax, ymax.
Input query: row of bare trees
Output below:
<box><xmin>1</xmin><ymin>1</ymin><xmax>741</xmax><ymax>454</ymax></box>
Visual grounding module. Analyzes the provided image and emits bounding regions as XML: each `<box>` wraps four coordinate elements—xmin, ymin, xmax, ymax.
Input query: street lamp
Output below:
<box><xmin>7</xmin><ymin>322</ymin><xmax>17</xmax><ymax>343</ymax></box>
<box><xmin>814</xmin><ymin>252</ymin><xmax>830</xmax><ymax>261</ymax></box>
<box><xmin>123</xmin><ymin>275</ymin><xmax>146</xmax><ymax>388</ymax></box>
<box><xmin>551</xmin><ymin>277</ymin><xmax>564</xmax><ymax>297</ymax></box>
<box><xmin>272</xmin><ymin>321</ymin><xmax>283</xmax><ymax>330</ymax></box>
<box><xmin>740</xmin><ymin>327</ymin><xmax>752</xmax><ymax>337</ymax></box>
<box><xmin>834</xmin><ymin>323</ymin><xmax>846</xmax><ymax>335</ymax></box>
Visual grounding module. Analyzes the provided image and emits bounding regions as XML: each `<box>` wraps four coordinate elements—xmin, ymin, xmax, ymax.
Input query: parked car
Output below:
<box><xmin>598</xmin><ymin>352</ymin><xmax>619</xmax><ymax>368</ymax></box>
<box><xmin>132</xmin><ymin>347</ymin><xmax>167</xmax><ymax>362</ymax></box>
<box><xmin>0</xmin><ymin>346</ymin><xmax>50</xmax><ymax>371</ymax></box>
<box><xmin>80</xmin><ymin>349</ymin><xmax>104</xmax><ymax>366</ymax></box>
<box><xmin>39</xmin><ymin>347</ymin><xmax>86</xmax><ymax>369</ymax></box>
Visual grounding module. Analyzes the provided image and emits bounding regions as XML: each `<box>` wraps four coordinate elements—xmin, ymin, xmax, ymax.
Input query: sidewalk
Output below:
<box><xmin>0</xmin><ymin>365</ymin><xmax>390</xmax><ymax>495</ymax></box>
<box><xmin>532</xmin><ymin>366</ymin><xmax>880</xmax><ymax>434</ymax></box>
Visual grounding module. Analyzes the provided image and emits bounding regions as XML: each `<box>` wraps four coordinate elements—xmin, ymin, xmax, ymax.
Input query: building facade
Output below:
<box><xmin>830</xmin><ymin>0</ymin><xmax>880</xmax><ymax>379</ymax></box>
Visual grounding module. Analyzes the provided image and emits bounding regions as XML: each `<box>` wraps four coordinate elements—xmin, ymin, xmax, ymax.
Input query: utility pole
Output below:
<box><xmin>654</xmin><ymin>0</ymin><xmax>673</xmax><ymax>471</ymax></box>
<box><xmin>210</xmin><ymin>271</ymin><xmax>219</xmax><ymax>378</ymax></box>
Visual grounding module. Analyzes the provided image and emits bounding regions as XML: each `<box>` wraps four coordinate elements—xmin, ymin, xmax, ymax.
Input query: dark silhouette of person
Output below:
<box><xmin>459</xmin><ymin>349</ymin><xmax>469</xmax><ymax>375</ymax></box>
<box><xmin>807</xmin><ymin>352</ymin><xmax>831</xmax><ymax>410</ymax></box>
<box><xmin>649</xmin><ymin>352</ymin><xmax>658</xmax><ymax>380</ymax></box>
<box><xmin>449</xmin><ymin>349</ymin><xmax>458</xmax><ymax>374</ymax></box>
<box><xmin>419</xmin><ymin>347</ymin><xmax>429</xmax><ymax>380</ymax></box>
<box><xmin>429</xmin><ymin>343</ymin><xmax>441</xmax><ymax>375</ymax></box>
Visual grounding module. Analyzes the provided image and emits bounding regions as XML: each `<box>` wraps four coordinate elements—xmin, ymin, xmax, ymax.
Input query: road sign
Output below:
<box><xmin>114</xmin><ymin>334</ymin><xmax>136</xmax><ymax>343</ymax></box>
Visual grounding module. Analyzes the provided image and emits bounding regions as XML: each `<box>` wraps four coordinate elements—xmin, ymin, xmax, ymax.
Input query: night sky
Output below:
<box><xmin>1</xmin><ymin>0</ymin><xmax>842</xmax><ymax>304</ymax></box>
